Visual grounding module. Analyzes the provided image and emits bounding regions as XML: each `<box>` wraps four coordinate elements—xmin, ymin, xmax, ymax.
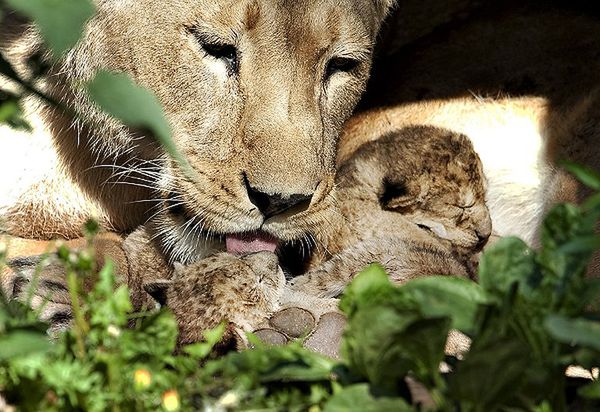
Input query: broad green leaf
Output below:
<box><xmin>558</xmin><ymin>235</ymin><xmax>600</xmax><ymax>255</ymax></box>
<box><xmin>0</xmin><ymin>329</ymin><xmax>51</xmax><ymax>359</ymax></box>
<box><xmin>545</xmin><ymin>314</ymin><xmax>600</xmax><ymax>351</ymax></box>
<box><xmin>344</xmin><ymin>263</ymin><xmax>391</xmax><ymax>297</ymax></box>
<box><xmin>86</xmin><ymin>71</ymin><xmax>192</xmax><ymax>174</ymax></box>
<box><xmin>6</xmin><ymin>0</ymin><xmax>95</xmax><ymax>57</ymax></box>
<box><xmin>339</xmin><ymin>263</ymin><xmax>395</xmax><ymax>316</ymax></box>
<box><xmin>402</xmin><ymin>276</ymin><xmax>487</xmax><ymax>332</ymax></box>
<box><xmin>324</xmin><ymin>384</ymin><xmax>414</xmax><ymax>412</ymax></box>
<box><xmin>562</xmin><ymin>161</ymin><xmax>600</xmax><ymax>191</ymax></box>
<box><xmin>448</xmin><ymin>336</ymin><xmax>531</xmax><ymax>409</ymax></box>
<box><xmin>342</xmin><ymin>305</ymin><xmax>418</xmax><ymax>388</ymax></box>
<box><xmin>479</xmin><ymin>237</ymin><xmax>537</xmax><ymax>297</ymax></box>
<box><xmin>259</xmin><ymin>354</ymin><xmax>335</xmax><ymax>382</ymax></box>
<box><xmin>342</xmin><ymin>304</ymin><xmax>449</xmax><ymax>391</ymax></box>
<box><xmin>539</xmin><ymin>203</ymin><xmax>596</xmax><ymax>312</ymax></box>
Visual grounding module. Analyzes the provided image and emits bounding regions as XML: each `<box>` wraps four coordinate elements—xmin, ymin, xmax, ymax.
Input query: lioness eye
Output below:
<box><xmin>201</xmin><ymin>42</ymin><xmax>238</xmax><ymax>73</ymax></box>
<box><xmin>188</xmin><ymin>27</ymin><xmax>239</xmax><ymax>74</ymax></box>
<box><xmin>325</xmin><ymin>57</ymin><xmax>360</xmax><ymax>79</ymax></box>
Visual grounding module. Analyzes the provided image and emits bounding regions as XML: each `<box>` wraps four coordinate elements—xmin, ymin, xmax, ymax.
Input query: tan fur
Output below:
<box><xmin>291</xmin><ymin>125</ymin><xmax>491</xmax><ymax>297</ymax></box>
<box><xmin>338</xmin><ymin>95</ymin><xmax>600</xmax><ymax>249</ymax></box>
<box><xmin>144</xmin><ymin>251</ymin><xmax>285</xmax><ymax>348</ymax></box>
<box><xmin>0</xmin><ymin>0</ymin><xmax>395</xmax><ymax>264</ymax></box>
<box><xmin>1</xmin><ymin>123</ymin><xmax>491</xmax><ymax>340</ymax></box>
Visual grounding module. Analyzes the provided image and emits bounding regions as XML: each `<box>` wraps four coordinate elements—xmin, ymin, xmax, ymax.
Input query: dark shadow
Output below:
<box><xmin>362</xmin><ymin>1</ymin><xmax>600</xmax><ymax>110</ymax></box>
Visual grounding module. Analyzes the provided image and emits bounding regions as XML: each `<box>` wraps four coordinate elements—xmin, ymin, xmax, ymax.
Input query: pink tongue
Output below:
<box><xmin>226</xmin><ymin>232</ymin><xmax>279</xmax><ymax>255</ymax></box>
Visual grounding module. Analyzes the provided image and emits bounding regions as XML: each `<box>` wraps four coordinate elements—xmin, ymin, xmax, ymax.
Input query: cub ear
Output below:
<box><xmin>379</xmin><ymin>178</ymin><xmax>418</xmax><ymax>212</ymax></box>
<box><xmin>143</xmin><ymin>279</ymin><xmax>172</xmax><ymax>307</ymax></box>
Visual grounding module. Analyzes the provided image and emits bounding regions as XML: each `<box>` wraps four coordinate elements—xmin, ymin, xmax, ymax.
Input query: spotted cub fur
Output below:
<box><xmin>292</xmin><ymin>125</ymin><xmax>491</xmax><ymax>297</ymax></box>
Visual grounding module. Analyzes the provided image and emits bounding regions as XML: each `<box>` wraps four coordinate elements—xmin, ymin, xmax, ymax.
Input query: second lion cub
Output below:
<box><xmin>292</xmin><ymin>125</ymin><xmax>492</xmax><ymax>297</ymax></box>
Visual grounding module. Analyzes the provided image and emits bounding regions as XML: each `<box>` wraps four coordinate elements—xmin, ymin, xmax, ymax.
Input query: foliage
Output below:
<box><xmin>4</xmin><ymin>0</ymin><xmax>94</xmax><ymax>57</ymax></box>
<box><xmin>86</xmin><ymin>71</ymin><xmax>193</xmax><ymax>174</ymax></box>
<box><xmin>0</xmin><ymin>165</ymin><xmax>600</xmax><ymax>410</ymax></box>
<box><xmin>0</xmin><ymin>0</ymin><xmax>192</xmax><ymax>174</ymax></box>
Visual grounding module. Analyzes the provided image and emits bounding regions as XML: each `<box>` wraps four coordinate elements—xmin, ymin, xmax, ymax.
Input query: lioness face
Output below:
<box><xmin>62</xmin><ymin>0</ymin><xmax>393</xmax><ymax>262</ymax></box>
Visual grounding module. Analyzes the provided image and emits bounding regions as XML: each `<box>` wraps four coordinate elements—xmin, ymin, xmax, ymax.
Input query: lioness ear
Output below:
<box><xmin>373</xmin><ymin>0</ymin><xmax>398</xmax><ymax>19</ymax></box>
<box><xmin>144</xmin><ymin>279</ymin><xmax>172</xmax><ymax>307</ymax></box>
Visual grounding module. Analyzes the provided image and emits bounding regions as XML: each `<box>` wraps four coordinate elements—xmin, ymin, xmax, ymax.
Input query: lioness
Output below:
<box><xmin>0</xmin><ymin>0</ymin><xmax>397</xmax><ymax>262</ymax></box>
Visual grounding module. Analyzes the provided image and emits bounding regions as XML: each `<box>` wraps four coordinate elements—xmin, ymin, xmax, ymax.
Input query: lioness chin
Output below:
<box><xmin>0</xmin><ymin>0</ymin><xmax>396</xmax><ymax>263</ymax></box>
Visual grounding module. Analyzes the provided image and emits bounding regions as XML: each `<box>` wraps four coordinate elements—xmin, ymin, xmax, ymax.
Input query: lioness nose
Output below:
<box><xmin>245</xmin><ymin>181</ymin><xmax>313</xmax><ymax>218</ymax></box>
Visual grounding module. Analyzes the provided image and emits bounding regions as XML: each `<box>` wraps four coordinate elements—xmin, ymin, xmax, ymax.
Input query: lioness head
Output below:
<box><xmin>31</xmin><ymin>0</ymin><xmax>397</xmax><ymax>262</ymax></box>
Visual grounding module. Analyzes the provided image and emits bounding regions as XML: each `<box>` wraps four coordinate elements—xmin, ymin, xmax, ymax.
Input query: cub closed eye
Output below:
<box><xmin>325</xmin><ymin>57</ymin><xmax>360</xmax><ymax>79</ymax></box>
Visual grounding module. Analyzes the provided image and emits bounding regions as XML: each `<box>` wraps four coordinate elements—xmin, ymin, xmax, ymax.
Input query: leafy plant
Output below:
<box><xmin>1</xmin><ymin>164</ymin><xmax>600</xmax><ymax>411</ymax></box>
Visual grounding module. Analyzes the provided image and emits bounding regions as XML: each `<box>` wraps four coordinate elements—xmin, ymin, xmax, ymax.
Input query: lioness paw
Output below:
<box><xmin>253</xmin><ymin>289</ymin><xmax>346</xmax><ymax>359</ymax></box>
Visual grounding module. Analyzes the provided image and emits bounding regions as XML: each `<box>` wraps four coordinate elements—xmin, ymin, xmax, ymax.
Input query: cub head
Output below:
<box><xmin>338</xmin><ymin>125</ymin><xmax>492</xmax><ymax>254</ymax></box>
<box><xmin>43</xmin><ymin>0</ymin><xmax>397</xmax><ymax>262</ymax></box>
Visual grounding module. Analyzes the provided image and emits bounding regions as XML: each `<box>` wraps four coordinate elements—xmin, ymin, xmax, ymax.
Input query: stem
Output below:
<box><xmin>67</xmin><ymin>269</ymin><xmax>89</xmax><ymax>358</ymax></box>
<box><xmin>0</xmin><ymin>66</ymin><xmax>67</xmax><ymax>112</ymax></box>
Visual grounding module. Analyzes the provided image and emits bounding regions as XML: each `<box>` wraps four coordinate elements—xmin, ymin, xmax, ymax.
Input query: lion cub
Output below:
<box><xmin>292</xmin><ymin>125</ymin><xmax>492</xmax><ymax>297</ymax></box>
<box><xmin>142</xmin><ymin>251</ymin><xmax>285</xmax><ymax>348</ymax></box>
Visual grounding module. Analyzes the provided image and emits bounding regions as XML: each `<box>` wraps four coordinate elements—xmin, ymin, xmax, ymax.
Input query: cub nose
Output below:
<box><xmin>245</xmin><ymin>179</ymin><xmax>313</xmax><ymax>218</ymax></box>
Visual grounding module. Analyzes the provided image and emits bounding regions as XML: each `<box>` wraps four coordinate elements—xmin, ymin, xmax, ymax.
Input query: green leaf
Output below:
<box><xmin>402</xmin><ymin>276</ymin><xmax>487</xmax><ymax>332</ymax></box>
<box><xmin>339</xmin><ymin>263</ymin><xmax>394</xmax><ymax>316</ymax></box>
<box><xmin>544</xmin><ymin>203</ymin><xmax>593</xmax><ymax>244</ymax></box>
<box><xmin>86</xmin><ymin>71</ymin><xmax>192</xmax><ymax>174</ymax></box>
<box><xmin>260</xmin><ymin>353</ymin><xmax>335</xmax><ymax>383</ymax></box>
<box><xmin>0</xmin><ymin>329</ymin><xmax>51</xmax><ymax>359</ymax></box>
<box><xmin>545</xmin><ymin>314</ymin><xmax>600</xmax><ymax>351</ymax></box>
<box><xmin>342</xmin><ymin>305</ymin><xmax>449</xmax><ymax>391</ymax></box>
<box><xmin>120</xmin><ymin>310</ymin><xmax>178</xmax><ymax>359</ymax></box>
<box><xmin>579</xmin><ymin>380</ymin><xmax>600</xmax><ymax>399</ymax></box>
<box><xmin>0</xmin><ymin>97</ymin><xmax>32</xmax><ymax>131</ymax></box>
<box><xmin>478</xmin><ymin>237</ymin><xmax>537</xmax><ymax>297</ymax></box>
<box><xmin>6</xmin><ymin>0</ymin><xmax>95</xmax><ymax>57</ymax></box>
<box><xmin>324</xmin><ymin>384</ymin><xmax>414</xmax><ymax>412</ymax></box>
<box><xmin>184</xmin><ymin>322</ymin><xmax>226</xmax><ymax>359</ymax></box>
<box><xmin>343</xmin><ymin>263</ymin><xmax>391</xmax><ymax>299</ymax></box>
<box><xmin>558</xmin><ymin>235</ymin><xmax>600</xmax><ymax>255</ymax></box>
<box><xmin>562</xmin><ymin>161</ymin><xmax>600</xmax><ymax>191</ymax></box>
<box><xmin>448</xmin><ymin>335</ymin><xmax>531</xmax><ymax>409</ymax></box>
<box><xmin>88</xmin><ymin>260</ymin><xmax>132</xmax><ymax>328</ymax></box>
